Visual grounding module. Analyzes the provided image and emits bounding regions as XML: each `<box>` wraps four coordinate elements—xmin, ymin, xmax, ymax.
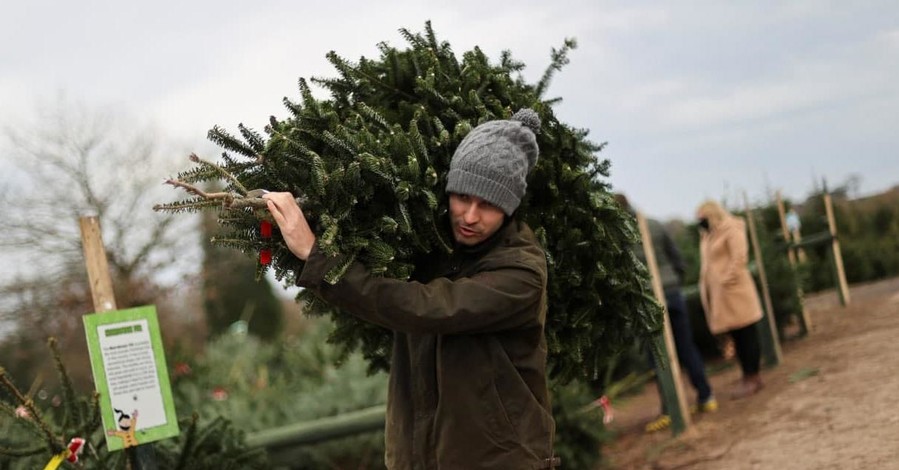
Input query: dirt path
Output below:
<box><xmin>601</xmin><ymin>276</ymin><xmax>899</xmax><ymax>470</ymax></box>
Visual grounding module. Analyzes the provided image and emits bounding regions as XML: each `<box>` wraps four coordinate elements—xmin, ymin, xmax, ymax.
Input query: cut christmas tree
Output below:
<box><xmin>155</xmin><ymin>22</ymin><xmax>663</xmax><ymax>383</ymax></box>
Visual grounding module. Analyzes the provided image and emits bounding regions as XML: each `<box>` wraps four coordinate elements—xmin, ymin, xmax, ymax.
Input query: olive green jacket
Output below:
<box><xmin>297</xmin><ymin>219</ymin><xmax>557</xmax><ymax>469</ymax></box>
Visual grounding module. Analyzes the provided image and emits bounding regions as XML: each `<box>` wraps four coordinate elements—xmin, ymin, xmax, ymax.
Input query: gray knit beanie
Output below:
<box><xmin>445</xmin><ymin>109</ymin><xmax>541</xmax><ymax>215</ymax></box>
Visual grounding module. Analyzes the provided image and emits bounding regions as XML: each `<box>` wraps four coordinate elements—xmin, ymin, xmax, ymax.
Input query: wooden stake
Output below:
<box><xmin>79</xmin><ymin>217</ymin><xmax>118</xmax><ymax>312</ymax></box>
<box><xmin>773</xmin><ymin>192</ymin><xmax>812</xmax><ymax>334</ymax></box>
<box><xmin>636</xmin><ymin>212</ymin><xmax>690</xmax><ymax>434</ymax></box>
<box><xmin>775</xmin><ymin>191</ymin><xmax>797</xmax><ymax>266</ymax></box>
<box><xmin>742</xmin><ymin>194</ymin><xmax>782</xmax><ymax>366</ymax></box>
<box><xmin>823</xmin><ymin>193</ymin><xmax>851</xmax><ymax>306</ymax></box>
<box><xmin>793</xmin><ymin>229</ymin><xmax>808</xmax><ymax>263</ymax></box>
<box><xmin>79</xmin><ymin>216</ymin><xmax>159</xmax><ymax>470</ymax></box>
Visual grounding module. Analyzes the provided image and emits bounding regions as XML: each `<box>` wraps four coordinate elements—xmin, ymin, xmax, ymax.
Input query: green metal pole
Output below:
<box><xmin>743</xmin><ymin>195</ymin><xmax>782</xmax><ymax>367</ymax></box>
<box><xmin>636</xmin><ymin>212</ymin><xmax>690</xmax><ymax>435</ymax></box>
<box><xmin>651</xmin><ymin>334</ymin><xmax>688</xmax><ymax>434</ymax></box>
<box><xmin>246</xmin><ymin>405</ymin><xmax>386</xmax><ymax>450</ymax></box>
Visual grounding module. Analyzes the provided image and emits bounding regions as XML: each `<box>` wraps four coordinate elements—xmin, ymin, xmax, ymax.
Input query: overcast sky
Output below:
<box><xmin>2</xmin><ymin>0</ymin><xmax>897</xmax><ymax>221</ymax></box>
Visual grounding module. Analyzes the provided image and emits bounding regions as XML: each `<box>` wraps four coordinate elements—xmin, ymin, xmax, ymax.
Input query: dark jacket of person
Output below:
<box><xmin>297</xmin><ymin>218</ymin><xmax>557</xmax><ymax>470</ymax></box>
<box><xmin>633</xmin><ymin>218</ymin><xmax>686</xmax><ymax>292</ymax></box>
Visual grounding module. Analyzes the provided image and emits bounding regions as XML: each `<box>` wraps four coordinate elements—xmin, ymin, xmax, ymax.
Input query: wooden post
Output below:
<box><xmin>775</xmin><ymin>192</ymin><xmax>797</xmax><ymax>266</ymax></box>
<box><xmin>773</xmin><ymin>192</ymin><xmax>812</xmax><ymax>335</ymax></box>
<box><xmin>792</xmin><ymin>229</ymin><xmax>808</xmax><ymax>263</ymax></box>
<box><xmin>80</xmin><ymin>217</ymin><xmax>118</xmax><ymax>312</ymax></box>
<box><xmin>79</xmin><ymin>216</ymin><xmax>159</xmax><ymax>470</ymax></box>
<box><xmin>742</xmin><ymin>195</ymin><xmax>782</xmax><ymax>366</ymax></box>
<box><xmin>636</xmin><ymin>212</ymin><xmax>690</xmax><ymax>435</ymax></box>
<box><xmin>823</xmin><ymin>193</ymin><xmax>851</xmax><ymax>306</ymax></box>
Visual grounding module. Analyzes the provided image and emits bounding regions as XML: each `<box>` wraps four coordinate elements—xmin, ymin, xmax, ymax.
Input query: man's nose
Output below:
<box><xmin>463</xmin><ymin>204</ymin><xmax>480</xmax><ymax>224</ymax></box>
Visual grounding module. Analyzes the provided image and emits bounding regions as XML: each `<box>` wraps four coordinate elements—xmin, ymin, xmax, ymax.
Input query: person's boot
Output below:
<box><xmin>644</xmin><ymin>414</ymin><xmax>671</xmax><ymax>433</ymax></box>
<box><xmin>691</xmin><ymin>396</ymin><xmax>719</xmax><ymax>414</ymax></box>
<box><xmin>730</xmin><ymin>374</ymin><xmax>763</xmax><ymax>399</ymax></box>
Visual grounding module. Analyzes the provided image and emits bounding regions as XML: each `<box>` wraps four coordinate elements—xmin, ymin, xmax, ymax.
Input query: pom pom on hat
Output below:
<box><xmin>445</xmin><ymin>109</ymin><xmax>541</xmax><ymax>215</ymax></box>
<box><xmin>511</xmin><ymin>108</ymin><xmax>541</xmax><ymax>134</ymax></box>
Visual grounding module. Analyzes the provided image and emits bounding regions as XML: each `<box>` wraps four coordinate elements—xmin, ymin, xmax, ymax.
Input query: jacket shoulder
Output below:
<box><xmin>720</xmin><ymin>216</ymin><xmax>746</xmax><ymax>235</ymax></box>
<box><xmin>485</xmin><ymin>221</ymin><xmax>548</xmax><ymax>275</ymax></box>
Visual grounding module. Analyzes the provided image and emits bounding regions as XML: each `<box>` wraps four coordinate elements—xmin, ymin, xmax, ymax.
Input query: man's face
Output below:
<box><xmin>448</xmin><ymin>193</ymin><xmax>506</xmax><ymax>246</ymax></box>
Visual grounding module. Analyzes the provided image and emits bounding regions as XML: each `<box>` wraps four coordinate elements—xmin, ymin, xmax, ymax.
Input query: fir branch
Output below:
<box><xmin>324</xmin><ymin>252</ymin><xmax>357</xmax><ymax>285</ymax></box>
<box><xmin>156</xmin><ymin>178</ymin><xmax>267</xmax><ymax>211</ymax></box>
<box><xmin>416</xmin><ymin>75</ymin><xmax>451</xmax><ymax>105</ymax></box>
<box><xmin>536</xmin><ymin>38</ymin><xmax>578</xmax><ymax>98</ymax></box>
<box><xmin>423</xmin><ymin>20</ymin><xmax>439</xmax><ymax>52</ymax></box>
<box><xmin>0</xmin><ymin>400</ymin><xmax>18</xmax><ymax>418</ymax></box>
<box><xmin>209</xmin><ymin>238</ymin><xmax>258</xmax><ymax>252</ymax></box>
<box><xmin>83</xmin><ymin>440</ymin><xmax>104</xmax><ymax>468</ymax></box>
<box><xmin>193</xmin><ymin>416</ymin><xmax>227</xmax><ymax>450</ymax></box>
<box><xmin>159</xmin><ymin>179</ymin><xmax>236</xmax><ymax>205</ymax></box>
<box><xmin>174</xmin><ymin>412</ymin><xmax>200</xmax><ymax>470</ymax></box>
<box><xmin>188</xmin><ymin>153</ymin><xmax>250</xmax><ymax>194</ymax></box>
<box><xmin>321</xmin><ymin>130</ymin><xmax>357</xmax><ymax>157</ymax></box>
<box><xmin>238</xmin><ymin>123</ymin><xmax>266</xmax><ymax>154</ymax></box>
<box><xmin>407</xmin><ymin>117</ymin><xmax>429</xmax><ymax>163</ymax></box>
<box><xmin>229</xmin><ymin>197</ymin><xmax>270</xmax><ymax>210</ymax></box>
<box><xmin>398</xmin><ymin>26</ymin><xmax>427</xmax><ymax>50</ymax></box>
<box><xmin>266</xmin><ymin>126</ymin><xmax>318</xmax><ymax>163</ymax></box>
<box><xmin>499</xmin><ymin>49</ymin><xmax>526</xmax><ymax>73</ymax></box>
<box><xmin>171</xmin><ymin>164</ymin><xmax>224</xmax><ymax>185</ymax></box>
<box><xmin>0</xmin><ymin>368</ymin><xmax>62</xmax><ymax>453</ymax></box>
<box><xmin>297</xmin><ymin>78</ymin><xmax>321</xmax><ymax>116</ymax></box>
<box><xmin>0</xmin><ymin>443</ymin><xmax>46</xmax><ymax>457</ymax></box>
<box><xmin>80</xmin><ymin>392</ymin><xmax>102</xmax><ymax>448</ymax></box>
<box><xmin>324</xmin><ymin>50</ymin><xmax>356</xmax><ymax>84</ymax></box>
<box><xmin>153</xmin><ymin>198</ymin><xmax>224</xmax><ymax>213</ymax></box>
<box><xmin>48</xmin><ymin>338</ymin><xmax>81</xmax><ymax>432</ymax></box>
<box><xmin>282</xmin><ymin>96</ymin><xmax>303</xmax><ymax>117</ymax></box>
<box><xmin>207</xmin><ymin>126</ymin><xmax>261</xmax><ymax>160</ymax></box>
<box><xmin>357</xmin><ymin>102</ymin><xmax>390</xmax><ymax>130</ymax></box>
<box><xmin>313</xmin><ymin>77</ymin><xmax>356</xmax><ymax>98</ymax></box>
<box><xmin>337</xmin><ymin>56</ymin><xmax>417</xmax><ymax>101</ymax></box>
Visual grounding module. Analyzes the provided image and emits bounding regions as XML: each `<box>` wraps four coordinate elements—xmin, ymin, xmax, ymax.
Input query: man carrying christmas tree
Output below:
<box><xmin>264</xmin><ymin>109</ymin><xmax>559</xmax><ymax>469</ymax></box>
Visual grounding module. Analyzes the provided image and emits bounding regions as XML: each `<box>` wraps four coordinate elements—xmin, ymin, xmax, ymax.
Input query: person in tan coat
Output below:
<box><xmin>696</xmin><ymin>200</ymin><xmax>764</xmax><ymax>398</ymax></box>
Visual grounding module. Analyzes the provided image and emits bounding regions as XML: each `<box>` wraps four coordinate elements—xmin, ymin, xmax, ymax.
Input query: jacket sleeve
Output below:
<box><xmin>724</xmin><ymin>223</ymin><xmax>749</xmax><ymax>283</ymax></box>
<box><xmin>296</xmin><ymin>245</ymin><xmax>545</xmax><ymax>335</ymax></box>
<box><xmin>661</xmin><ymin>226</ymin><xmax>686</xmax><ymax>283</ymax></box>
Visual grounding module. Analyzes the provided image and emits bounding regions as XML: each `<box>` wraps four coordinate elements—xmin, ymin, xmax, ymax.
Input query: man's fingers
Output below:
<box><xmin>260</xmin><ymin>192</ymin><xmax>315</xmax><ymax>260</ymax></box>
<box><xmin>263</xmin><ymin>192</ymin><xmax>295</xmax><ymax>209</ymax></box>
<box><xmin>262</xmin><ymin>193</ymin><xmax>288</xmax><ymax>216</ymax></box>
<box><xmin>266</xmin><ymin>199</ymin><xmax>287</xmax><ymax>226</ymax></box>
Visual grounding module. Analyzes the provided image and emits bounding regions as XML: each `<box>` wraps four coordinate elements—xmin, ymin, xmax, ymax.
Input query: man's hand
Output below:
<box><xmin>263</xmin><ymin>192</ymin><xmax>317</xmax><ymax>261</ymax></box>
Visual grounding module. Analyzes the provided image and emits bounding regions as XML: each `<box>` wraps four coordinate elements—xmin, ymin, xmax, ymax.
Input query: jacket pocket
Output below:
<box><xmin>478</xmin><ymin>376</ymin><xmax>517</xmax><ymax>446</ymax></box>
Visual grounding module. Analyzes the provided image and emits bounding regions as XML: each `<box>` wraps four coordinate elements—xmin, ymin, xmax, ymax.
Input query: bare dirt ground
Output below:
<box><xmin>601</xmin><ymin>276</ymin><xmax>899</xmax><ymax>470</ymax></box>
